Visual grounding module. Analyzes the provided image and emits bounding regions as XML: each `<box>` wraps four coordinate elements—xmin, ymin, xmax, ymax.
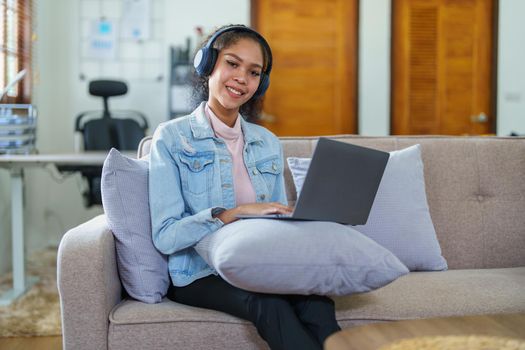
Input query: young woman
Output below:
<box><xmin>149</xmin><ymin>25</ymin><xmax>341</xmax><ymax>350</ymax></box>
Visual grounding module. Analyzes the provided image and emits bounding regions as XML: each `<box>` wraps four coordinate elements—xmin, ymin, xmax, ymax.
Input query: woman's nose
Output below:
<box><xmin>234</xmin><ymin>71</ymin><xmax>247</xmax><ymax>84</ymax></box>
<box><xmin>234</xmin><ymin>76</ymin><xmax>246</xmax><ymax>84</ymax></box>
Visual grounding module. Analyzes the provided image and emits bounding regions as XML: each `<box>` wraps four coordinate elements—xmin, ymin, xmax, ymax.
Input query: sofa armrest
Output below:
<box><xmin>57</xmin><ymin>214</ymin><xmax>122</xmax><ymax>350</ymax></box>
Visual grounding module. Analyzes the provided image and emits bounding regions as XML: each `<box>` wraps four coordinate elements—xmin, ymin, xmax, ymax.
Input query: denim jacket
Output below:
<box><xmin>149</xmin><ymin>102</ymin><xmax>287</xmax><ymax>287</ymax></box>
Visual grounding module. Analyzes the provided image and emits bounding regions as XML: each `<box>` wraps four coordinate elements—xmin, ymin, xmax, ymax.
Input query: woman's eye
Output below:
<box><xmin>252</xmin><ymin>71</ymin><xmax>261</xmax><ymax>77</ymax></box>
<box><xmin>227</xmin><ymin>60</ymin><xmax>238</xmax><ymax>68</ymax></box>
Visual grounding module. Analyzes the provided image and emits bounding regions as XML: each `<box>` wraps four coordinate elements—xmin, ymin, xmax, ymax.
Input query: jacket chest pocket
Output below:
<box><xmin>255</xmin><ymin>156</ymin><xmax>282</xmax><ymax>196</ymax></box>
<box><xmin>178</xmin><ymin>151</ymin><xmax>215</xmax><ymax>195</ymax></box>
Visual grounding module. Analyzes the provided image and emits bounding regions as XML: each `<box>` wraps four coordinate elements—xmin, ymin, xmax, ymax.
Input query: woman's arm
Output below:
<box><xmin>149</xmin><ymin>126</ymin><xmax>224</xmax><ymax>255</ymax></box>
<box><xmin>216</xmin><ymin>202</ymin><xmax>292</xmax><ymax>224</ymax></box>
<box><xmin>216</xmin><ymin>139</ymin><xmax>292</xmax><ymax>224</ymax></box>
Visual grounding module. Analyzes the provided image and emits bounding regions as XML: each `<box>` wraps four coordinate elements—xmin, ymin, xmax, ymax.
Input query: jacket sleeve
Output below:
<box><xmin>148</xmin><ymin>125</ymin><xmax>224</xmax><ymax>255</ymax></box>
<box><xmin>271</xmin><ymin>139</ymin><xmax>288</xmax><ymax>206</ymax></box>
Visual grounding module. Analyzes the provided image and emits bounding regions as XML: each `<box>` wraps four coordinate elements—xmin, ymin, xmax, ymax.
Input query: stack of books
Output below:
<box><xmin>0</xmin><ymin>104</ymin><xmax>37</xmax><ymax>154</ymax></box>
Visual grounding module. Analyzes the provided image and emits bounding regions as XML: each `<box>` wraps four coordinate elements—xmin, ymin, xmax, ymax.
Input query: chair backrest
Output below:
<box><xmin>82</xmin><ymin>118</ymin><xmax>114</xmax><ymax>151</ymax></box>
<box><xmin>76</xmin><ymin>80</ymin><xmax>149</xmax><ymax>152</ymax></box>
<box><xmin>114</xmin><ymin>119</ymin><xmax>148</xmax><ymax>150</ymax></box>
<box><xmin>82</xmin><ymin>117</ymin><xmax>146</xmax><ymax>151</ymax></box>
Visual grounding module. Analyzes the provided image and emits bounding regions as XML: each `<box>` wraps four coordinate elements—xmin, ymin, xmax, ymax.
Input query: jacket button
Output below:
<box><xmin>259</xmin><ymin>194</ymin><xmax>266</xmax><ymax>200</ymax></box>
<box><xmin>193</xmin><ymin>160</ymin><xmax>201</xmax><ymax>169</ymax></box>
<box><xmin>272</xmin><ymin>163</ymin><xmax>277</xmax><ymax>171</ymax></box>
<box><xmin>252</xmin><ymin>169</ymin><xmax>258</xmax><ymax>175</ymax></box>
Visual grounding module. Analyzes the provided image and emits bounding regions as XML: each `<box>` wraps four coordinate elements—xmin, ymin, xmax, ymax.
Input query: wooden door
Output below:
<box><xmin>252</xmin><ymin>0</ymin><xmax>357</xmax><ymax>136</ymax></box>
<box><xmin>392</xmin><ymin>0</ymin><xmax>494</xmax><ymax>135</ymax></box>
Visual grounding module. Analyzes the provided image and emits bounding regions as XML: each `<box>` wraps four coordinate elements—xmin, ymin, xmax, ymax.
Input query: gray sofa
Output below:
<box><xmin>57</xmin><ymin>135</ymin><xmax>525</xmax><ymax>350</ymax></box>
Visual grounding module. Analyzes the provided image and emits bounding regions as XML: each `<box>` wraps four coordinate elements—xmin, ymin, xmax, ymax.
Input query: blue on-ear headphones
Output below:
<box><xmin>193</xmin><ymin>25</ymin><xmax>273</xmax><ymax>98</ymax></box>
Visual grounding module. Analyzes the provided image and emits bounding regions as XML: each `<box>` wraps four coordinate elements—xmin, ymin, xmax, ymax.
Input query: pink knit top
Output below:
<box><xmin>205</xmin><ymin>104</ymin><xmax>256</xmax><ymax>205</ymax></box>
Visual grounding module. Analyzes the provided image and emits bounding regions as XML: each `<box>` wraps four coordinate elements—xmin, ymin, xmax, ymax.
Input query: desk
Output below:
<box><xmin>0</xmin><ymin>152</ymin><xmax>132</xmax><ymax>305</ymax></box>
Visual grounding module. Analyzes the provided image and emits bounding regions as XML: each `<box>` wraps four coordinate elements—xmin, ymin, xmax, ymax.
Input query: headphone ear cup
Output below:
<box><xmin>194</xmin><ymin>47</ymin><xmax>219</xmax><ymax>76</ymax></box>
<box><xmin>193</xmin><ymin>48</ymin><xmax>206</xmax><ymax>76</ymax></box>
<box><xmin>254</xmin><ymin>73</ymin><xmax>270</xmax><ymax>97</ymax></box>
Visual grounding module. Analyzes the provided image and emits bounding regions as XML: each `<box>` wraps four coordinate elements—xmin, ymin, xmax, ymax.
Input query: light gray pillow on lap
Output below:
<box><xmin>195</xmin><ymin>219</ymin><xmax>408</xmax><ymax>296</ymax></box>
<box><xmin>101</xmin><ymin>148</ymin><xmax>169</xmax><ymax>303</ymax></box>
<box><xmin>287</xmin><ymin>144</ymin><xmax>448</xmax><ymax>271</ymax></box>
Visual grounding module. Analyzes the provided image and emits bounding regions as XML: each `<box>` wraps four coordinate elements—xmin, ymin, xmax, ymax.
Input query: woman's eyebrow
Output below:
<box><xmin>224</xmin><ymin>53</ymin><xmax>263</xmax><ymax>69</ymax></box>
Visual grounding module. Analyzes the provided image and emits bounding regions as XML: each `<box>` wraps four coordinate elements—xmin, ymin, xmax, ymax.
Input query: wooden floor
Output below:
<box><xmin>0</xmin><ymin>336</ymin><xmax>62</xmax><ymax>350</ymax></box>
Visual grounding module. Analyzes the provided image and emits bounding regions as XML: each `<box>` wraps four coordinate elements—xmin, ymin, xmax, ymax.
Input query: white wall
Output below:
<box><xmin>166</xmin><ymin>0</ymin><xmax>250</xmax><ymax>53</ymax></box>
<box><xmin>497</xmin><ymin>0</ymin><xmax>525</xmax><ymax>135</ymax></box>
<box><xmin>358</xmin><ymin>0</ymin><xmax>391</xmax><ymax>135</ymax></box>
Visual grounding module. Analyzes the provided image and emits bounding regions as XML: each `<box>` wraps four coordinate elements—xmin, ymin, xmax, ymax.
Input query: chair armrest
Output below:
<box><xmin>57</xmin><ymin>214</ymin><xmax>122</xmax><ymax>350</ymax></box>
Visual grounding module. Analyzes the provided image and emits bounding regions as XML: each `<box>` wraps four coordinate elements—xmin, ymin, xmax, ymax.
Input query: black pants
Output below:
<box><xmin>167</xmin><ymin>275</ymin><xmax>341</xmax><ymax>350</ymax></box>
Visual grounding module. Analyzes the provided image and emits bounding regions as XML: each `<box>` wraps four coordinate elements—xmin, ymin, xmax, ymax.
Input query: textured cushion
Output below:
<box><xmin>108</xmin><ymin>267</ymin><xmax>525</xmax><ymax>333</ymax></box>
<box><xmin>287</xmin><ymin>144</ymin><xmax>448</xmax><ymax>271</ymax></box>
<box><xmin>195</xmin><ymin>219</ymin><xmax>408</xmax><ymax>296</ymax></box>
<box><xmin>101</xmin><ymin>148</ymin><xmax>169</xmax><ymax>303</ymax></box>
<box><xmin>334</xmin><ymin>267</ymin><xmax>525</xmax><ymax>325</ymax></box>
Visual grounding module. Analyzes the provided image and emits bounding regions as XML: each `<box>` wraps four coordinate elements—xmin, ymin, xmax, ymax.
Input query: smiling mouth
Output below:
<box><xmin>226</xmin><ymin>86</ymin><xmax>245</xmax><ymax>96</ymax></box>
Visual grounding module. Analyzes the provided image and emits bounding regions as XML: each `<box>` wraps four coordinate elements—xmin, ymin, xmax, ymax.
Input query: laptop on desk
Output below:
<box><xmin>236</xmin><ymin>137</ymin><xmax>390</xmax><ymax>225</ymax></box>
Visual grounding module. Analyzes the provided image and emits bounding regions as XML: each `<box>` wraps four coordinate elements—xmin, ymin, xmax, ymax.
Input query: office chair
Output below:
<box><xmin>72</xmin><ymin>80</ymin><xmax>149</xmax><ymax>207</ymax></box>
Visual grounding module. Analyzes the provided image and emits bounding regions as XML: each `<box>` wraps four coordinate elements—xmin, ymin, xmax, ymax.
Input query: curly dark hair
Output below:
<box><xmin>191</xmin><ymin>25</ymin><xmax>271</xmax><ymax>122</ymax></box>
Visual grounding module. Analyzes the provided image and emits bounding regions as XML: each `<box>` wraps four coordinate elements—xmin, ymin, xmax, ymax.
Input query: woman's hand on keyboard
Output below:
<box><xmin>217</xmin><ymin>203</ymin><xmax>293</xmax><ymax>224</ymax></box>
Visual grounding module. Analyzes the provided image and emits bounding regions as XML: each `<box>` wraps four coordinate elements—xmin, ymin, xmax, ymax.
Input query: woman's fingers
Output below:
<box><xmin>265</xmin><ymin>202</ymin><xmax>293</xmax><ymax>214</ymax></box>
<box><xmin>271</xmin><ymin>202</ymin><xmax>293</xmax><ymax>211</ymax></box>
<box><xmin>236</xmin><ymin>203</ymin><xmax>293</xmax><ymax>215</ymax></box>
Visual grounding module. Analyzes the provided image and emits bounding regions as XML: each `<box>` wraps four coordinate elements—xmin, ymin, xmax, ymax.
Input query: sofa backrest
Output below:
<box><xmin>281</xmin><ymin>135</ymin><xmax>525</xmax><ymax>270</ymax></box>
<box><xmin>139</xmin><ymin>135</ymin><xmax>525</xmax><ymax>270</ymax></box>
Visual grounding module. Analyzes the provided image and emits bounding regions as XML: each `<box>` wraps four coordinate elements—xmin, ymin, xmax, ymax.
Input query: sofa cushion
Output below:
<box><xmin>101</xmin><ymin>148</ymin><xmax>169</xmax><ymax>303</ymax></box>
<box><xmin>108</xmin><ymin>267</ymin><xmax>525</xmax><ymax>342</ymax></box>
<box><xmin>195</xmin><ymin>219</ymin><xmax>408</xmax><ymax>296</ymax></box>
<box><xmin>334</xmin><ymin>267</ymin><xmax>525</xmax><ymax>327</ymax></box>
<box><xmin>287</xmin><ymin>144</ymin><xmax>448</xmax><ymax>271</ymax></box>
<box><xmin>109</xmin><ymin>300</ymin><xmax>267</xmax><ymax>349</ymax></box>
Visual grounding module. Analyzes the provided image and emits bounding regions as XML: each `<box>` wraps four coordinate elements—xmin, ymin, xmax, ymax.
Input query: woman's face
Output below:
<box><xmin>207</xmin><ymin>38</ymin><xmax>264</xmax><ymax>115</ymax></box>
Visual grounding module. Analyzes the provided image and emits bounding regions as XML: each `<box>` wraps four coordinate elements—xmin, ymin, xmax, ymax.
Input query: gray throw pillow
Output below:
<box><xmin>287</xmin><ymin>144</ymin><xmax>448</xmax><ymax>271</ymax></box>
<box><xmin>101</xmin><ymin>148</ymin><xmax>169</xmax><ymax>303</ymax></box>
<box><xmin>195</xmin><ymin>220</ymin><xmax>409</xmax><ymax>296</ymax></box>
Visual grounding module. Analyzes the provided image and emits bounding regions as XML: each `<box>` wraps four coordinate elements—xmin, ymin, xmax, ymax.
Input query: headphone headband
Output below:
<box><xmin>203</xmin><ymin>25</ymin><xmax>273</xmax><ymax>74</ymax></box>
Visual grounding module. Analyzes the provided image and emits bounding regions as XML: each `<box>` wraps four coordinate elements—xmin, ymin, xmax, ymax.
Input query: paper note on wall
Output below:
<box><xmin>121</xmin><ymin>0</ymin><xmax>151</xmax><ymax>41</ymax></box>
<box><xmin>87</xmin><ymin>19</ymin><xmax>118</xmax><ymax>60</ymax></box>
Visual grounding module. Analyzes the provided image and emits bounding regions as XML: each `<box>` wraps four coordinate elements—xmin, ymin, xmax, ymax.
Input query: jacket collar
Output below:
<box><xmin>189</xmin><ymin>102</ymin><xmax>264</xmax><ymax>145</ymax></box>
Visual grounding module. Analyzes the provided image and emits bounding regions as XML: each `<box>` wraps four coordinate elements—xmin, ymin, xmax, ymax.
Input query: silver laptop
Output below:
<box><xmin>236</xmin><ymin>137</ymin><xmax>389</xmax><ymax>225</ymax></box>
